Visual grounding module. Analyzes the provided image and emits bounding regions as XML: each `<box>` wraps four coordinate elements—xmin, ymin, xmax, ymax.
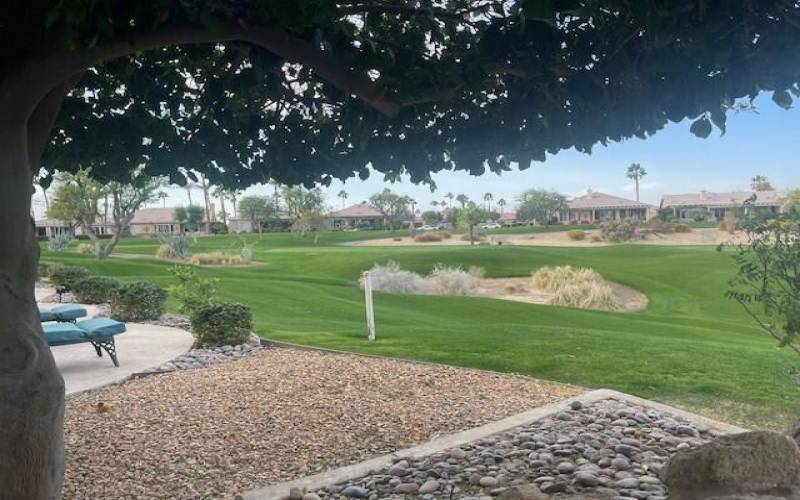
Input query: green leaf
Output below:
<box><xmin>772</xmin><ymin>90</ymin><xmax>793</xmax><ymax>110</ymax></box>
<box><xmin>690</xmin><ymin>117</ymin><xmax>712</xmax><ymax>139</ymax></box>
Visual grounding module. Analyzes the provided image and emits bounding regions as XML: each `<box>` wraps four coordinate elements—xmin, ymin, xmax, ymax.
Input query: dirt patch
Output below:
<box><xmin>348</xmin><ymin>228</ymin><xmax>748</xmax><ymax>248</ymax></box>
<box><xmin>63</xmin><ymin>348</ymin><xmax>579</xmax><ymax>500</ymax></box>
<box><xmin>475</xmin><ymin>276</ymin><xmax>647</xmax><ymax>312</ymax></box>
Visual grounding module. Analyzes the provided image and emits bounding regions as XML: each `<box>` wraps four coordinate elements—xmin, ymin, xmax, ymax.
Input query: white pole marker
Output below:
<box><xmin>364</xmin><ymin>271</ymin><xmax>376</xmax><ymax>341</ymax></box>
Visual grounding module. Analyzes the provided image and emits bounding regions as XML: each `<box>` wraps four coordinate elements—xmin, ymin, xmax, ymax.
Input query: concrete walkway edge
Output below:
<box><xmin>240</xmin><ymin>388</ymin><xmax>746</xmax><ymax>500</ymax></box>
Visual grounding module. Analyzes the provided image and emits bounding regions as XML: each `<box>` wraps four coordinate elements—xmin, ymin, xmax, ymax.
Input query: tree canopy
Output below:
<box><xmin>9</xmin><ymin>1</ymin><xmax>799</xmax><ymax>193</ymax></box>
<box><xmin>516</xmin><ymin>188</ymin><xmax>567</xmax><ymax>224</ymax></box>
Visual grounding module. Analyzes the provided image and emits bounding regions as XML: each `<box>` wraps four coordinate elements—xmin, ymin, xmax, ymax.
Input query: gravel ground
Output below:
<box><xmin>301</xmin><ymin>399</ymin><xmax>717</xmax><ymax>500</ymax></box>
<box><xmin>64</xmin><ymin>347</ymin><xmax>579</xmax><ymax>499</ymax></box>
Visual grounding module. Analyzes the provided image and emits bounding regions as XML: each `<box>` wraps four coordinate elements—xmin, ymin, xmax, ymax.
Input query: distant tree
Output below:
<box><xmin>282</xmin><ymin>187</ymin><xmax>325</xmax><ymax>236</ymax></box>
<box><xmin>457</xmin><ymin>202</ymin><xmax>490</xmax><ymax>246</ymax></box>
<box><xmin>238</xmin><ymin>195</ymin><xmax>275</xmax><ymax>235</ymax></box>
<box><xmin>48</xmin><ymin>170</ymin><xmax>105</xmax><ymax>244</ymax></box>
<box><xmin>228</xmin><ymin>191</ymin><xmax>241</xmax><ymax>220</ymax></box>
<box><xmin>498</xmin><ymin>198</ymin><xmax>507</xmax><ymax>213</ymax></box>
<box><xmin>212</xmin><ymin>187</ymin><xmax>228</xmax><ymax>227</ymax></box>
<box><xmin>516</xmin><ymin>189</ymin><xmax>567</xmax><ymax>225</ymax></box>
<box><xmin>626</xmin><ymin>163</ymin><xmax>648</xmax><ymax>201</ymax></box>
<box><xmin>784</xmin><ymin>189</ymin><xmax>800</xmax><ymax>216</ymax></box>
<box><xmin>456</xmin><ymin>194</ymin><xmax>469</xmax><ymax>208</ymax></box>
<box><xmin>446</xmin><ymin>192</ymin><xmax>455</xmax><ymax>208</ymax></box>
<box><xmin>421</xmin><ymin>210</ymin><xmax>443</xmax><ymax>225</ymax></box>
<box><xmin>483</xmin><ymin>192</ymin><xmax>494</xmax><ymax>211</ymax></box>
<box><xmin>337</xmin><ymin>189</ymin><xmax>349</xmax><ymax>209</ymax></box>
<box><xmin>157</xmin><ymin>191</ymin><xmax>169</xmax><ymax>208</ymax></box>
<box><xmin>98</xmin><ymin>174</ymin><xmax>164</xmax><ymax>257</ymax></box>
<box><xmin>174</xmin><ymin>205</ymin><xmax>205</xmax><ymax>233</ymax></box>
<box><xmin>751</xmin><ymin>175</ymin><xmax>774</xmax><ymax>191</ymax></box>
<box><xmin>369</xmin><ymin>188</ymin><xmax>411</xmax><ymax>230</ymax></box>
<box><xmin>431</xmin><ymin>200</ymin><xmax>440</xmax><ymax>210</ymax></box>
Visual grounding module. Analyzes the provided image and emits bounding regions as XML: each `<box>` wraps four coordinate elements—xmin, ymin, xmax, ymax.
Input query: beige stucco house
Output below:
<box><xmin>560</xmin><ymin>190</ymin><xmax>655</xmax><ymax>223</ymax></box>
<box><xmin>325</xmin><ymin>203</ymin><xmax>385</xmax><ymax>230</ymax></box>
<box><xmin>660</xmin><ymin>190</ymin><xmax>782</xmax><ymax>220</ymax></box>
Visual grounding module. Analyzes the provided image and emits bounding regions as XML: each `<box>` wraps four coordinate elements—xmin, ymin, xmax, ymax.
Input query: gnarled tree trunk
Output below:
<box><xmin>0</xmin><ymin>109</ymin><xmax>65</xmax><ymax>498</ymax></box>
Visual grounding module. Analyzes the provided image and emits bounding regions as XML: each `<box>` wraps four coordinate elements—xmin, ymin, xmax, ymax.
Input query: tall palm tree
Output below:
<box><xmin>483</xmin><ymin>192</ymin><xmax>493</xmax><ymax>211</ymax></box>
<box><xmin>228</xmin><ymin>191</ymin><xmax>239</xmax><ymax>219</ymax></box>
<box><xmin>498</xmin><ymin>198</ymin><xmax>507</xmax><ymax>213</ymax></box>
<box><xmin>338</xmin><ymin>189</ymin><xmax>349</xmax><ymax>208</ymax></box>
<box><xmin>198</xmin><ymin>173</ymin><xmax>213</xmax><ymax>232</ymax></box>
<box><xmin>184</xmin><ymin>183</ymin><xmax>196</xmax><ymax>205</ymax></box>
<box><xmin>626</xmin><ymin>163</ymin><xmax>647</xmax><ymax>201</ymax></box>
<box><xmin>157</xmin><ymin>191</ymin><xmax>168</xmax><ymax>208</ymax></box>
<box><xmin>446</xmin><ymin>192</ymin><xmax>455</xmax><ymax>207</ymax></box>
<box><xmin>431</xmin><ymin>200</ymin><xmax>439</xmax><ymax>210</ymax></box>
<box><xmin>456</xmin><ymin>193</ymin><xmax>469</xmax><ymax>208</ymax></box>
<box><xmin>212</xmin><ymin>187</ymin><xmax>228</xmax><ymax>226</ymax></box>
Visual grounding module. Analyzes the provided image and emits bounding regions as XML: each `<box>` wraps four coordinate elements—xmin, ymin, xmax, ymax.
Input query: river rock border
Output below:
<box><xmin>240</xmin><ymin>390</ymin><xmax>745</xmax><ymax>500</ymax></box>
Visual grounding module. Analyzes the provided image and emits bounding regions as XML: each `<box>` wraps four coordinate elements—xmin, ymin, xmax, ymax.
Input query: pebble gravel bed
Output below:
<box><xmin>64</xmin><ymin>348</ymin><xmax>579</xmax><ymax>499</ymax></box>
<box><xmin>296</xmin><ymin>399</ymin><xmax>717</xmax><ymax>500</ymax></box>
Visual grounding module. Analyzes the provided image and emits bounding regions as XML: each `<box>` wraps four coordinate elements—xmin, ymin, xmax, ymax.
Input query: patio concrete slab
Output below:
<box><xmin>50</xmin><ymin>321</ymin><xmax>193</xmax><ymax>395</ymax></box>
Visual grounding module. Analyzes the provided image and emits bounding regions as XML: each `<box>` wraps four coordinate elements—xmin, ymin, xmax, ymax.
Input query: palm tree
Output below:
<box><xmin>157</xmin><ymin>191</ymin><xmax>168</xmax><ymax>208</ymax></box>
<box><xmin>431</xmin><ymin>200</ymin><xmax>439</xmax><ymax>210</ymax></box>
<box><xmin>184</xmin><ymin>183</ymin><xmax>196</xmax><ymax>205</ymax></box>
<box><xmin>498</xmin><ymin>198</ymin><xmax>507</xmax><ymax>213</ymax></box>
<box><xmin>228</xmin><ymin>191</ymin><xmax>240</xmax><ymax>219</ymax></box>
<box><xmin>456</xmin><ymin>193</ymin><xmax>469</xmax><ymax>208</ymax></box>
<box><xmin>338</xmin><ymin>189</ymin><xmax>349</xmax><ymax>208</ymax></box>
<box><xmin>626</xmin><ymin>163</ymin><xmax>647</xmax><ymax>201</ymax></box>
<box><xmin>446</xmin><ymin>192</ymin><xmax>455</xmax><ymax>207</ymax></box>
<box><xmin>440</xmin><ymin>199</ymin><xmax>448</xmax><ymax>209</ymax></box>
<box><xmin>212</xmin><ymin>187</ymin><xmax>228</xmax><ymax>226</ymax></box>
<box><xmin>483</xmin><ymin>192</ymin><xmax>493</xmax><ymax>211</ymax></box>
<box><xmin>197</xmin><ymin>173</ymin><xmax>213</xmax><ymax>233</ymax></box>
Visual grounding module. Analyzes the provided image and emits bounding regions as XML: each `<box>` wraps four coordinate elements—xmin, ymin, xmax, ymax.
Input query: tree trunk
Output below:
<box><xmin>0</xmin><ymin>116</ymin><xmax>65</xmax><ymax>498</ymax></box>
<box><xmin>470</xmin><ymin>224</ymin><xmax>475</xmax><ymax>246</ymax></box>
<box><xmin>218</xmin><ymin>194</ymin><xmax>227</xmax><ymax>226</ymax></box>
<box><xmin>201</xmin><ymin>181</ymin><xmax>212</xmax><ymax>233</ymax></box>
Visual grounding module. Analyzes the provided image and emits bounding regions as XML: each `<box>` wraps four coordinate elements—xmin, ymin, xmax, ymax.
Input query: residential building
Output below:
<box><xmin>560</xmin><ymin>189</ymin><xmax>655</xmax><ymax>223</ymax></box>
<box><xmin>325</xmin><ymin>203</ymin><xmax>386</xmax><ymax>230</ymax></box>
<box><xmin>660</xmin><ymin>190</ymin><xmax>782</xmax><ymax>220</ymax></box>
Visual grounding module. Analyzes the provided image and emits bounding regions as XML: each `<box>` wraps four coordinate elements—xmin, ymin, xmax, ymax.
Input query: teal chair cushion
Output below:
<box><xmin>51</xmin><ymin>304</ymin><xmax>88</xmax><ymax>321</ymax></box>
<box><xmin>76</xmin><ymin>318</ymin><xmax>126</xmax><ymax>338</ymax></box>
<box><xmin>39</xmin><ymin>309</ymin><xmax>57</xmax><ymax>322</ymax></box>
<box><xmin>43</xmin><ymin>323</ymin><xmax>88</xmax><ymax>346</ymax></box>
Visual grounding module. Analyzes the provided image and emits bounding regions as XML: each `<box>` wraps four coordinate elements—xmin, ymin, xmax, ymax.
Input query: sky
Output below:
<box><xmin>32</xmin><ymin>93</ymin><xmax>800</xmax><ymax>218</ymax></box>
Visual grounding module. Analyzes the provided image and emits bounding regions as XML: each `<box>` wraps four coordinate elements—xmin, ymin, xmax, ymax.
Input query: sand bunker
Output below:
<box><xmin>349</xmin><ymin>228</ymin><xmax>747</xmax><ymax>248</ymax></box>
<box><xmin>475</xmin><ymin>276</ymin><xmax>647</xmax><ymax>312</ymax></box>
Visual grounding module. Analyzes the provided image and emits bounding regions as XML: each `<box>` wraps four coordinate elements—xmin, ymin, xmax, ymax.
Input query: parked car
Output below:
<box><xmin>481</xmin><ymin>222</ymin><xmax>502</xmax><ymax>230</ymax></box>
<box><xmin>419</xmin><ymin>224</ymin><xmax>442</xmax><ymax>231</ymax></box>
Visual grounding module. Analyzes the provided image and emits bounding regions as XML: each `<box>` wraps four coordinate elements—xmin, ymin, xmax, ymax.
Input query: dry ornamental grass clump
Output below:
<box><xmin>187</xmin><ymin>252</ymin><xmax>244</xmax><ymax>266</ymax></box>
<box><xmin>531</xmin><ymin>265</ymin><xmax>619</xmax><ymax>311</ymax></box>
<box><xmin>362</xmin><ymin>262</ymin><xmax>483</xmax><ymax>296</ymax></box>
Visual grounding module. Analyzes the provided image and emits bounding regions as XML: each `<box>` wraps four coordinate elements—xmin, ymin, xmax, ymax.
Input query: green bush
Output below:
<box><xmin>71</xmin><ymin>277</ymin><xmax>121</xmax><ymax>304</ymax></box>
<box><xmin>672</xmin><ymin>223</ymin><xmax>692</xmax><ymax>233</ymax></box>
<box><xmin>49</xmin><ymin>265</ymin><xmax>90</xmax><ymax>291</ymax></box>
<box><xmin>167</xmin><ymin>265</ymin><xmax>218</xmax><ymax>315</ymax></box>
<box><xmin>600</xmin><ymin>220</ymin><xmax>640</xmax><ymax>243</ymax></box>
<box><xmin>38</xmin><ymin>261</ymin><xmax>55</xmax><ymax>279</ymax></box>
<box><xmin>190</xmin><ymin>302</ymin><xmax>253</xmax><ymax>347</ymax></box>
<box><xmin>109</xmin><ymin>282</ymin><xmax>166</xmax><ymax>321</ymax></box>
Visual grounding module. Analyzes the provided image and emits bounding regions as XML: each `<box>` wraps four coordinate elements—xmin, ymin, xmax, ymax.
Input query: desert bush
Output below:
<box><xmin>157</xmin><ymin>233</ymin><xmax>190</xmax><ymax>260</ymax></box>
<box><xmin>190</xmin><ymin>302</ymin><xmax>253</xmax><ymax>347</ymax></box>
<box><xmin>156</xmin><ymin>244</ymin><xmax>172</xmax><ymax>259</ymax></box>
<box><xmin>550</xmin><ymin>280</ymin><xmax>618</xmax><ymax>310</ymax></box>
<box><xmin>718</xmin><ymin>221</ymin><xmax>729</xmax><ymax>232</ymax></box>
<box><xmin>428</xmin><ymin>265</ymin><xmax>480</xmax><ymax>295</ymax></box>
<box><xmin>531</xmin><ymin>265</ymin><xmax>618</xmax><ymax>310</ymax></box>
<box><xmin>414</xmin><ymin>232</ymin><xmax>443</xmax><ymax>243</ymax></box>
<box><xmin>187</xmin><ymin>252</ymin><xmax>244</xmax><ymax>265</ymax></box>
<box><xmin>71</xmin><ymin>276</ymin><xmax>121</xmax><ymax>304</ymax></box>
<box><xmin>78</xmin><ymin>243</ymin><xmax>95</xmax><ymax>255</ymax></box>
<box><xmin>48</xmin><ymin>233</ymin><xmax>73</xmax><ymax>251</ymax></box>
<box><xmin>672</xmin><ymin>223</ymin><xmax>692</xmax><ymax>233</ymax></box>
<box><xmin>109</xmin><ymin>281</ymin><xmax>166</xmax><ymax>321</ymax></box>
<box><xmin>167</xmin><ymin>265</ymin><xmax>218</xmax><ymax>315</ymax></box>
<box><xmin>600</xmin><ymin>220</ymin><xmax>640</xmax><ymax>242</ymax></box>
<box><xmin>362</xmin><ymin>261</ymin><xmax>431</xmax><ymax>294</ymax></box>
<box><xmin>460</xmin><ymin>233</ymin><xmax>484</xmax><ymax>242</ymax></box>
<box><xmin>49</xmin><ymin>265</ymin><xmax>90</xmax><ymax>291</ymax></box>
<box><xmin>38</xmin><ymin>261</ymin><xmax>54</xmax><ymax>279</ymax></box>
<box><xmin>393</xmin><ymin>237</ymin><xmax>403</xmax><ymax>241</ymax></box>
<box><xmin>590</xmin><ymin>234</ymin><xmax>603</xmax><ymax>243</ymax></box>
<box><xmin>468</xmin><ymin>266</ymin><xmax>486</xmax><ymax>279</ymax></box>
<box><xmin>441</xmin><ymin>232</ymin><xmax>452</xmax><ymax>239</ymax></box>
<box><xmin>566</xmin><ymin>230</ymin><xmax>587</xmax><ymax>241</ymax></box>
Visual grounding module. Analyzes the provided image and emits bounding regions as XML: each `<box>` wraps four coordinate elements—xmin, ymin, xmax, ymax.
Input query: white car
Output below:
<box><xmin>418</xmin><ymin>224</ymin><xmax>440</xmax><ymax>231</ymax></box>
<box><xmin>481</xmin><ymin>222</ymin><xmax>502</xmax><ymax>229</ymax></box>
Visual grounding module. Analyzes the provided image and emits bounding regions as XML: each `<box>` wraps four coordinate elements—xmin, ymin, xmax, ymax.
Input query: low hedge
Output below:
<box><xmin>72</xmin><ymin>276</ymin><xmax>121</xmax><ymax>304</ymax></box>
<box><xmin>109</xmin><ymin>282</ymin><xmax>166</xmax><ymax>322</ymax></box>
<box><xmin>48</xmin><ymin>265</ymin><xmax>90</xmax><ymax>291</ymax></box>
<box><xmin>190</xmin><ymin>302</ymin><xmax>253</xmax><ymax>347</ymax></box>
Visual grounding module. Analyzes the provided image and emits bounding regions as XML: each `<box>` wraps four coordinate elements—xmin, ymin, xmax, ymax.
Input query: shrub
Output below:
<box><xmin>428</xmin><ymin>265</ymin><xmax>480</xmax><ymax>295</ymax></box>
<box><xmin>71</xmin><ymin>276</ymin><xmax>121</xmax><ymax>304</ymax></box>
<box><xmin>187</xmin><ymin>252</ymin><xmax>243</xmax><ymax>265</ymax></box>
<box><xmin>460</xmin><ymin>233</ymin><xmax>484</xmax><ymax>242</ymax></box>
<box><xmin>414</xmin><ymin>232</ymin><xmax>442</xmax><ymax>243</ymax></box>
<box><xmin>566</xmin><ymin>230</ymin><xmax>587</xmax><ymax>241</ymax></box>
<box><xmin>49</xmin><ymin>265</ymin><xmax>90</xmax><ymax>291</ymax></box>
<box><xmin>38</xmin><ymin>261</ymin><xmax>54</xmax><ymax>279</ymax></box>
<box><xmin>531</xmin><ymin>265</ymin><xmax>618</xmax><ymax>310</ymax></box>
<box><xmin>468</xmin><ymin>266</ymin><xmax>486</xmax><ymax>279</ymax></box>
<box><xmin>190</xmin><ymin>302</ymin><xmax>253</xmax><ymax>347</ymax></box>
<box><xmin>600</xmin><ymin>220</ymin><xmax>640</xmax><ymax>243</ymax></box>
<box><xmin>392</xmin><ymin>237</ymin><xmax>403</xmax><ymax>241</ymax></box>
<box><xmin>109</xmin><ymin>282</ymin><xmax>166</xmax><ymax>321</ymax></box>
<box><xmin>718</xmin><ymin>221</ymin><xmax>729</xmax><ymax>232</ymax></box>
<box><xmin>441</xmin><ymin>232</ymin><xmax>452</xmax><ymax>239</ymax></box>
<box><xmin>156</xmin><ymin>244</ymin><xmax>172</xmax><ymax>259</ymax></box>
<box><xmin>78</xmin><ymin>243</ymin><xmax>94</xmax><ymax>255</ymax></box>
<box><xmin>157</xmin><ymin>233</ymin><xmax>190</xmax><ymax>260</ymax></box>
<box><xmin>362</xmin><ymin>261</ymin><xmax>431</xmax><ymax>294</ymax></box>
<box><xmin>672</xmin><ymin>223</ymin><xmax>692</xmax><ymax>233</ymax></box>
<box><xmin>48</xmin><ymin>233</ymin><xmax>73</xmax><ymax>251</ymax></box>
<box><xmin>167</xmin><ymin>265</ymin><xmax>218</xmax><ymax>315</ymax></box>
<box><xmin>590</xmin><ymin>234</ymin><xmax>603</xmax><ymax>243</ymax></box>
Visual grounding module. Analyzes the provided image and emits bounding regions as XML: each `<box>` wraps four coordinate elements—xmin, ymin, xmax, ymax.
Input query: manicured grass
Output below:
<box><xmin>42</xmin><ymin>232</ymin><xmax>799</xmax><ymax>429</ymax></box>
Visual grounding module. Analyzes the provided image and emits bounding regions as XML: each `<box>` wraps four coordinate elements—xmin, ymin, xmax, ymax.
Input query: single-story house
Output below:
<box><xmin>325</xmin><ymin>203</ymin><xmax>386</xmax><ymax>230</ymax></box>
<box><xmin>128</xmin><ymin>208</ymin><xmax>185</xmax><ymax>235</ymax></box>
<box><xmin>35</xmin><ymin>217</ymin><xmax>113</xmax><ymax>238</ymax></box>
<box><xmin>660</xmin><ymin>190</ymin><xmax>782</xmax><ymax>220</ymax></box>
<box><xmin>560</xmin><ymin>190</ymin><xmax>655</xmax><ymax>223</ymax></box>
<box><xmin>498</xmin><ymin>212</ymin><xmax>517</xmax><ymax>226</ymax></box>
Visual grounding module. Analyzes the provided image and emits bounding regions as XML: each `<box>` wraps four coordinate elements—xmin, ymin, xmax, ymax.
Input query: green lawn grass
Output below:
<box><xmin>42</xmin><ymin>232</ymin><xmax>799</xmax><ymax>429</ymax></box>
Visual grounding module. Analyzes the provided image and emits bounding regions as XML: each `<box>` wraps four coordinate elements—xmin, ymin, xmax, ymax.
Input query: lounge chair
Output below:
<box><xmin>43</xmin><ymin>318</ymin><xmax>126</xmax><ymax>367</ymax></box>
<box><xmin>39</xmin><ymin>304</ymin><xmax>88</xmax><ymax>323</ymax></box>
